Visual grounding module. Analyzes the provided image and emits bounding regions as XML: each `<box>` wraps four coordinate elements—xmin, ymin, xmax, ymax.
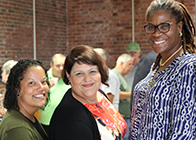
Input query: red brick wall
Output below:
<box><xmin>67</xmin><ymin>0</ymin><xmax>134</xmax><ymax>68</ymax></box>
<box><xmin>36</xmin><ymin>0</ymin><xmax>67</xmax><ymax>67</ymax></box>
<box><xmin>0</xmin><ymin>0</ymin><xmax>67</xmax><ymax>69</ymax></box>
<box><xmin>66</xmin><ymin>0</ymin><xmax>196</xmax><ymax>68</ymax></box>
<box><xmin>0</xmin><ymin>0</ymin><xmax>34</xmax><ymax>64</ymax></box>
<box><xmin>0</xmin><ymin>0</ymin><xmax>195</xmax><ymax>69</ymax></box>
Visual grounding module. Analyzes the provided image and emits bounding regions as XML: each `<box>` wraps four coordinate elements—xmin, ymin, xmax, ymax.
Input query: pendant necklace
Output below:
<box><xmin>139</xmin><ymin>78</ymin><xmax>156</xmax><ymax>105</ymax></box>
<box><xmin>160</xmin><ymin>45</ymin><xmax>183</xmax><ymax>67</ymax></box>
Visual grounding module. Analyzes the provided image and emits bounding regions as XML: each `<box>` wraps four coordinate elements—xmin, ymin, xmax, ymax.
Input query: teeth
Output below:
<box><xmin>154</xmin><ymin>40</ymin><xmax>165</xmax><ymax>44</ymax></box>
<box><xmin>34</xmin><ymin>94</ymin><xmax>44</xmax><ymax>97</ymax></box>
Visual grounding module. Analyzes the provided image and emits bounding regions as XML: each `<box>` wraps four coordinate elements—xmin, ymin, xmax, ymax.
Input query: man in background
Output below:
<box><xmin>125</xmin><ymin>42</ymin><xmax>141</xmax><ymax>88</ymax></box>
<box><xmin>1</xmin><ymin>60</ymin><xmax>18</xmax><ymax>84</ymax></box>
<box><xmin>47</xmin><ymin>53</ymin><xmax>66</xmax><ymax>87</ymax></box>
<box><xmin>0</xmin><ymin>60</ymin><xmax>18</xmax><ymax>120</ymax></box>
<box><xmin>112</xmin><ymin>53</ymin><xmax>134</xmax><ymax>140</ymax></box>
<box><xmin>40</xmin><ymin>53</ymin><xmax>70</xmax><ymax>134</ymax></box>
<box><xmin>94</xmin><ymin>48</ymin><xmax>120</xmax><ymax>110</ymax></box>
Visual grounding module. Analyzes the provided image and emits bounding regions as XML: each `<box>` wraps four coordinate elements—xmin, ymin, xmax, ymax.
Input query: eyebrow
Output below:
<box><xmin>26</xmin><ymin>77</ymin><xmax>47</xmax><ymax>81</ymax></box>
<box><xmin>73</xmin><ymin>67</ymin><xmax>98</xmax><ymax>73</ymax></box>
<box><xmin>147</xmin><ymin>21</ymin><xmax>169</xmax><ymax>25</ymax></box>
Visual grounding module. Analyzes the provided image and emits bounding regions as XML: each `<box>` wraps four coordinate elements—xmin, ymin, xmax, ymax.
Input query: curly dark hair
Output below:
<box><xmin>145</xmin><ymin>0</ymin><xmax>196</xmax><ymax>70</ymax></box>
<box><xmin>62</xmin><ymin>45</ymin><xmax>109</xmax><ymax>86</ymax></box>
<box><xmin>3</xmin><ymin>59</ymin><xmax>50</xmax><ymax>111</ymax></box>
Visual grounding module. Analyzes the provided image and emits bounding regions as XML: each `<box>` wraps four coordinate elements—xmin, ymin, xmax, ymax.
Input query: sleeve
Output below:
<box><xmin>2</xmin><ymin>128</ymin><xmax>35</xmax><ymax>140</ymax></box>
<box><xmin>108</xmin><ymin>73</ymin><xmax>120</xmax><ymax>96</ymax></box>
<box><xmin>169</xmin><ymin>62</ymin><xmax>196</xmax><ymax>140</ymax></box>
<box><xmin>100</xmin><ymin>72</ymin><xmax>120</xmax><ymax>96</ymax></box>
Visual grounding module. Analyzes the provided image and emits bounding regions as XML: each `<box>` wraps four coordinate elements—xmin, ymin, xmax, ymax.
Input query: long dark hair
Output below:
<box><xmin>3</xmin><ymin>59</ymin><xmax>50</xmax><ymax>111</ymax></box>
<box><xmin>145</xmin><ymin>0</ymin><xmax>196</xmax><ymax>70</ymax></box>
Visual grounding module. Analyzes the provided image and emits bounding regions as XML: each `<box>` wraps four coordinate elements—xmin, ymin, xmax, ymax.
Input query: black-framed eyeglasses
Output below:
<box><xmin>144</xmin><ymin>22</ymin><xmax>173</xmax><ymax>34</ymax></box>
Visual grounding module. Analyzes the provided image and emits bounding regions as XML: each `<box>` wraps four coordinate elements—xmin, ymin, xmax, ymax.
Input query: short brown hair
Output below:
<box><xmin>62</xmin><ymin>45</ymin><xmax>109</xmax><ymax>86</ymax></box>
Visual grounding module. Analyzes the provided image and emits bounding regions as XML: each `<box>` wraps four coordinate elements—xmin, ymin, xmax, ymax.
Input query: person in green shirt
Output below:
<box><xmin>0</xmin><ymin>59</ymin><xmax>49</xmax><ymax>140</ymax></box>
<box><xmin>40</xmin><ymin>54</ymin><xmax>70</xmax><ymax>134</ymax></box>
<box><xmin>47</xmin><ymin>53</ymin><xmax>66</xmax><ymax>86</ymax></box>
<box><xmin>112</xmin><ymin>53</ymin><xmax>134</xmax><ymax>140</ymax></box>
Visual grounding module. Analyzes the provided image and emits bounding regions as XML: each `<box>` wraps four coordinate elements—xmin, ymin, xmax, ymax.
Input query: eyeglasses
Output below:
<box><xmin>144</xmin><ymin>22</ymin><xmax>173</xmax><ymax>34</ymax></box>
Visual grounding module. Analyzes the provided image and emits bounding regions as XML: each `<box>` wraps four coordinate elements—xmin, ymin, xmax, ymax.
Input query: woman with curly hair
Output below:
<box><xmin>0</xmin><ymin>59</ymin><xmax>49</xmax><ymax>140</ymax></box>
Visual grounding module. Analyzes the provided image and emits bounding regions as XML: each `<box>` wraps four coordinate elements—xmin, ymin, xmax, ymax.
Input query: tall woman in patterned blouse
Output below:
<box><xmin>129</xmin><ymin>0</ymin><xmax>196</xmax><ymax>140</ymax></box>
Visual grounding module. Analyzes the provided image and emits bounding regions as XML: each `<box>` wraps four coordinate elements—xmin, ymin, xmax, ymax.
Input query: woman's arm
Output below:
<box><xmin>169</xmin><ymin>63</ymin><xmax>196</xmax><ymax>140</ymax></box>
<box><xmin>119</xmin><ymin>91</ymin><xmax>131</xmax><ymax>100</ymax></box>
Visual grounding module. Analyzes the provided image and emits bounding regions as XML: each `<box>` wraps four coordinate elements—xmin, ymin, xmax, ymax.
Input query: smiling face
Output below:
<box><xmin>146</xmin><ymin>10</ymin><xmax>182</xmax><ymax>57</ymax></box>
<box><xmin>67</xmin><ymin>62</ymin><xmax>101</xmax><ymax>104</ymax></box>
<box><xmin>17</xmin><ymin>66</ymin><xmax>49</xmax><ymax>112</ymax></box>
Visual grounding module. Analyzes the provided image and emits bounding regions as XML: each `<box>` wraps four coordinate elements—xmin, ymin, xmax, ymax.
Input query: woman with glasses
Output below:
<box><xmin>129</xmin><ymin>0</ymin><xmax>196</xmax><ymax>140</ymax></box>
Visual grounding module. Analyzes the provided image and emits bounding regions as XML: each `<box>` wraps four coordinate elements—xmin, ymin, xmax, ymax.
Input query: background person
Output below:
<box><xmin>130</xmin><ymin>0</ymin><xmax>196</xmax><ymax>140</ymax></box>
<box><xmin>47</xmin><ymin>53</ymin><xmax>65</xmax><ymax>87</ymax></box>
<box><xmin>1</xmin><ymin>60</ymin><xmax>18</xmax><ymax>84</ymax></box>
<box><xmin>49</xmin><ymin>45</ymin><xmax>127</xmax><ymax>140</ymax></box>
<box><xmin>94</xmin><ymin>48</ymin><xmax>120</xmax><ymax>110</ymax></box>
<box><xmin>125</xmin><ymin>42</ymin><xmax>141</xmax><ymax>87</ymax></box>
<box><xmin>0</xmin><ymin>60</ymin><xmax>17</xmax><ymax>120</ymax></box>
<box><xmin>0</xmin><ymin>59</ymin><xmax>49</xmax><ymax>140</ymax></box>
<box><xmin>112</xmin><ymin>53</ymin><xmax>134</xmax><ymax>140</ymax></box>
<box><xmin>36</xmin><ymin>54</ymin><xmax>66</xmax><ymax>121</ymax></box>
<box><xmin>40</xmin><ymin>54</ymin><xmax>70</xmax><ymax>134</ymax></box>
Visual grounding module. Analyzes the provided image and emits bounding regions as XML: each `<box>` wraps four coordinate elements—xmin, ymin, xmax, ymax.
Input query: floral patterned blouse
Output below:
<box><xmin>83</xmin><ymin>91</ymin><xmax>127</xmax><ymax>140</ymax></box>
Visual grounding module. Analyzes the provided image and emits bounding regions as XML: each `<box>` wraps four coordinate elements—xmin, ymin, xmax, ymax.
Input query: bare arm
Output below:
<box><xmin>106</xmin><ymin>93</ymin><xmax>114</xmax><ymax>104</ymax></box>
<box><xmin>120</xmin><ymin>91</ymin><xmax>131</xmax><ymax>100</ymax></box>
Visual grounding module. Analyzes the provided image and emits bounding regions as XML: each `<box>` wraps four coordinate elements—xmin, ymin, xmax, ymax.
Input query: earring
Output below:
<box><xmin>17</xmin><ymin>94</ymin><xmax>20</xmax><ymax>97</ymax></box>
<box><xmin>179</xmin><ymin>32</ymin><xmax>182</xmax><ymax>37</ymax></box>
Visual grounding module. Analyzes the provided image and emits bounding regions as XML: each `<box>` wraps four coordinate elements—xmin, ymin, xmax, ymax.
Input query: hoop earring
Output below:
<box><xmin>179</xmin><ymin>32</ymin><xmax>182</xmax><ymax>37</ymax></box>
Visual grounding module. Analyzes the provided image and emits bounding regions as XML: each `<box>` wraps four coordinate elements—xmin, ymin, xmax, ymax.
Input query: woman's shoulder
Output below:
<box><xmin>0</xmin><ymin>110</ymin><xmax>33</xmax><ymax>129</ymax></box>
<box><xmin>183</xmin><ymin>52</ymin><xmax>196</xmax><ymax>63</ymax></box>
<box><xmin>50</xmin><ymin>89</ymin><xmax>98</xmax><ymax>135</ymax></box>
<box><xmin>177</xmin><ymin>52</ymin><xmax>196</xmax><ymax>68</ymax></box>
<box><xmin>52</xmin><ymin>89</ymin><xmax>92</xmax><ymax>119</ymax></box>
<box><xmin>0</xmin><ymin>110</ymin><xmax>41</xmax><ymax>139</ymax></box>
<box><xmin>57</xmin><ymin>89</ymin><xmax>83</xmax><ymax>109</ymax></box>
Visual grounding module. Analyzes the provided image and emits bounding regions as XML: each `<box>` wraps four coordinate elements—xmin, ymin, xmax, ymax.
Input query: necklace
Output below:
<box><xmin>139</xmin><ymin>79</ymin><xmax>156</xmax><ymax>105</ymax></box>
<box><xmin>160</xmin><ymin>45</ymin><xmax>183</xmax><ymax>67</ymax></box>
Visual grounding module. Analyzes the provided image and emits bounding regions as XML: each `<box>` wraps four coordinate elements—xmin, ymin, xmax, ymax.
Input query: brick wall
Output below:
<box><xmin>36</xmin><ymin>0</ymin><xmax>67</xmax><ymax>67</ymax></box>
<box><xmin>0</xmin><ymin>0</ymin><xmax>67</xmax><ymax>69</ymax></box>
<box><xmin>66</xmin><ymin>0</ymin><xmax>196</xmax><ymax>68</ymax></box>
<box><xmin>0</xmin><ymin>0</ymin><xmax>195</xmax><ymax>69</ymax></box>
<box><xmin>0</xmin><ymin>0</ymin><xmax>34</xmax><ymax>65</ymax></box>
